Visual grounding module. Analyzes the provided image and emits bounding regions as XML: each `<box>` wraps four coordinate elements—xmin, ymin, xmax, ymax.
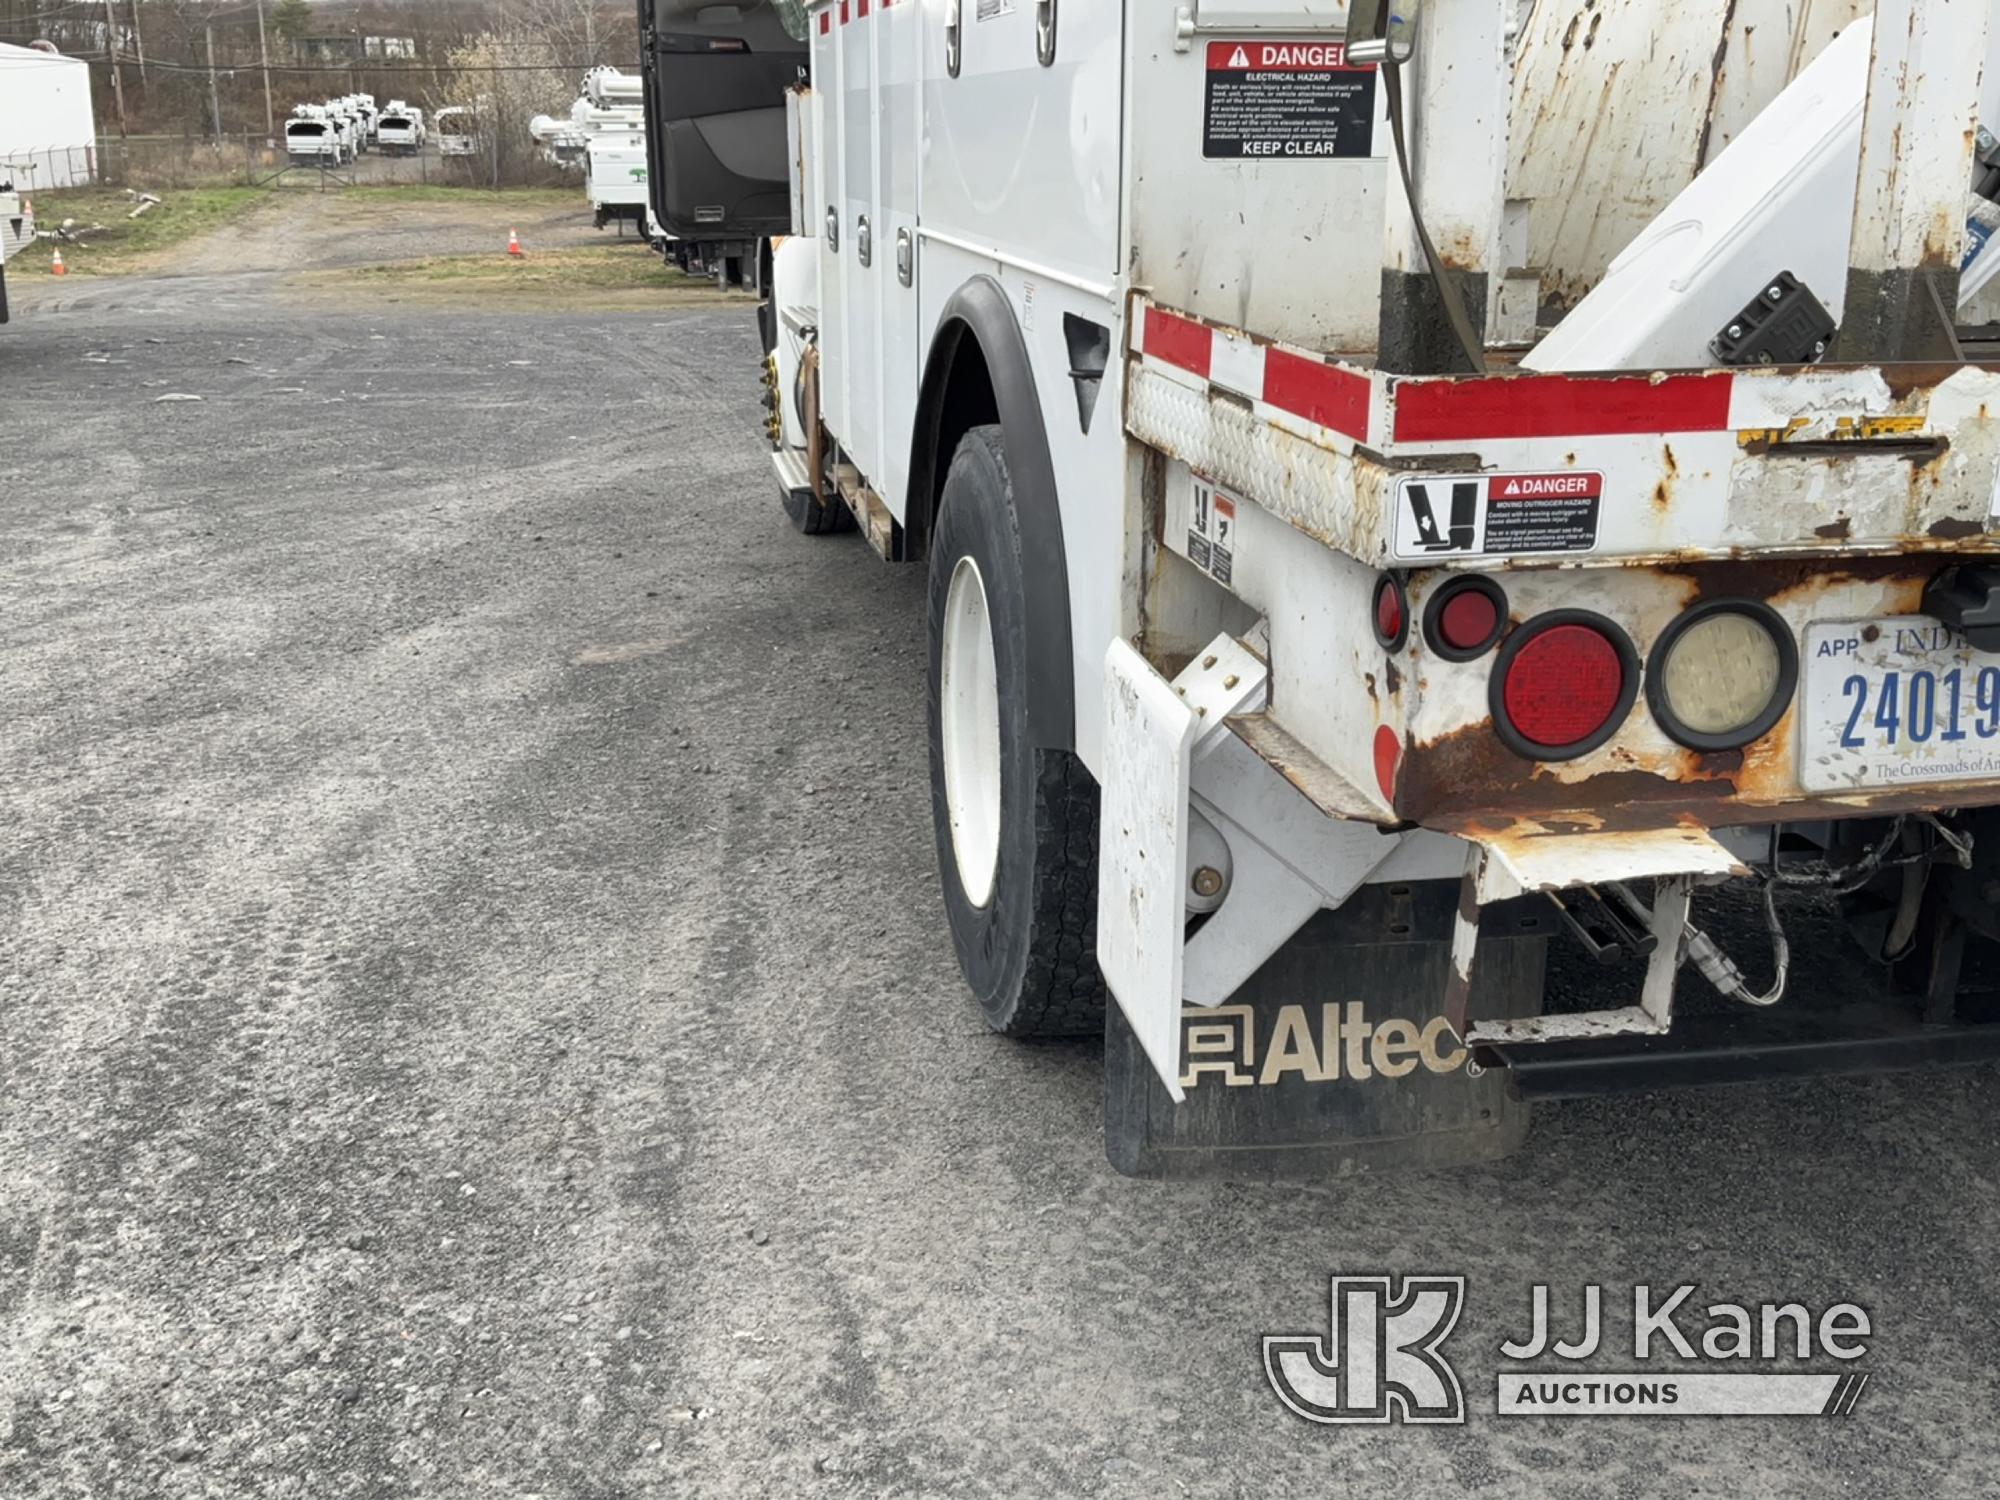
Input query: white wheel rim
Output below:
<box><xmin>940</xmin><ymin>556</ymin><xmax>1003</xmax><ymax>909</ymax></box>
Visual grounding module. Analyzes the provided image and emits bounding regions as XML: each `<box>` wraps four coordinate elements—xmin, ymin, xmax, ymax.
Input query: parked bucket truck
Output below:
<box><xmin>755</xmin><ymin>0</ymin><xmax>2000</xmax><ymax>1174</ymax></box>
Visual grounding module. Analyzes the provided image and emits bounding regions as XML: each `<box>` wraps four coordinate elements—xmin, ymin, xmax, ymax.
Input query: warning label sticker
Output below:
<box><xmin>1202</xmin><ymin>40</ymin><xmax>1379</xmax><ymax>160</ymax></box>
<box><xmin>1391</xmin><ymin>472</ymin><xmax>1604</xmax><ymax>561</ymax></box>
<box><xmin>1188</xmin><ymin>474</ymin><xmax>1240</xmax><ymax>587</ymax></box>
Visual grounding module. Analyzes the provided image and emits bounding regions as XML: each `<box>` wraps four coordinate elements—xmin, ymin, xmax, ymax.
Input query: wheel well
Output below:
<box><xmin>906</xmin><ymin>324</ymin><xmax>998</xmax><ymax>562</ymax></box>
<box><xmin>904</xmin><ymin>276</ymin><xmax>1075</xmax><ymax>752</ymax></box>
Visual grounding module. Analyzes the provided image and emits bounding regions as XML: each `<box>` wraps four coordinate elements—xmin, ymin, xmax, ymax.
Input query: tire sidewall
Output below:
<box><xmin>928</xmin><ymin>432</ymin><xmax>1038</xmax><ymax>1025</ymax></box>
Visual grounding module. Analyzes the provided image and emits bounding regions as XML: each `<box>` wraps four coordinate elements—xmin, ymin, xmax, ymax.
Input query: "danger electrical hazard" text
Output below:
<box><xmin>1203</xmin><ymin>41</ymin><xmax>1377</xmax><ymax>160</ymax></box>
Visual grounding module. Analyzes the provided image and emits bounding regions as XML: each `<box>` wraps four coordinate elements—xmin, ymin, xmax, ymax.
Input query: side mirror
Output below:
<box><xmin>1345</xmin><ymin>0</ymin><xmax>1419</xmax><ymax>64</ymax></box>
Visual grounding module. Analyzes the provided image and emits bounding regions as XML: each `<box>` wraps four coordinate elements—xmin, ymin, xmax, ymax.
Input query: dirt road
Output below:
<box><xmin>1</xmin><ymin>198</ymin><xmax>1996</xmax><ymax>1499</ymax></box>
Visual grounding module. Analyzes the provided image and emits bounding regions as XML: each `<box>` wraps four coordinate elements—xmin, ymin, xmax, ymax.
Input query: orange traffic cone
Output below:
<box><xmin>507</xmin><ymin>228</ymin><xmax>523</xmax><ymax>258</ymax></box>
<box><xmin>50</xmin><ymin>249</ymin><xmax>65</xmax><ymax>276</ymax></box>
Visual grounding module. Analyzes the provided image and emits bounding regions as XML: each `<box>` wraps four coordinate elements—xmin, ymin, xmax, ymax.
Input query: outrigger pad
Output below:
<box><xmin>1105</xmin><ymin>883</ymin><xmax>1547</xmax><ymax>1179</ymax></box>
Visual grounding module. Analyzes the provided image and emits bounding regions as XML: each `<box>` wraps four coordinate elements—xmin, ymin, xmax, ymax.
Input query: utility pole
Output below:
<box><xmin>101</xmin><ymin>0</ymin><xmax>129</xmax><ymax>141</ymax></box>
<box><xmin>129</xmin><ymin>0</ymin><xmax>147</xmax><ymax>87</ymax></box>
<box><xmin>205</xmin><ymin>19</ymin><xmax>223</xmax><ymax>143</ymax></box>
<box><xmin>254</xmin><ymin>0</ymin><xmax>275</xmax><ymax>138</ymax></box>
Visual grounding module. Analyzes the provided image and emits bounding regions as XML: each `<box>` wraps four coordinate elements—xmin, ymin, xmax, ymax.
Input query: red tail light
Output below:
<box><xmin>1373</xmin><ymin>575</ymin><xmax>1408</xmax><ymax>650</ymax></box>
<box><xmin>1424</xmin><ymin>575</ymin><xmax>1508</xmax><ymax>661</ymax></box>
<box><xmin>1492</xmin><ymin>613</ymin><xmax>1638</xmax><ymax>759</ymax></box>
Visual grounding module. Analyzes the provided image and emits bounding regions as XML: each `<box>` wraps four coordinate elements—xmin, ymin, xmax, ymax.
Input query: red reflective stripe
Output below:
<box><xmin>1264</xmin><ymin>347</ymin><xmax>1370</xmax><ymax>441</ymax></box>
<box><xmin>1143</xmin><ymin>307</ymin><xmax>1212</xmax><ymax>379</ymax></box>
<box><xmin>838</xmin><ymin>0</ymin><xmax>849</xmax><ymax>22</ymax></box>
<box><xmin>858</xmin><ymin>0</ymin><xmax>869</xmax><ymax>15</ymax></box>
<box><xmin>1393</xmin><ymin>372</ymin><xmax>1734</xmax><ymax>443</ymax></box>
<box><xmin>817</xmin><ymin>10</ymin><xmax>830</xmax><ymax>32</ymax></box>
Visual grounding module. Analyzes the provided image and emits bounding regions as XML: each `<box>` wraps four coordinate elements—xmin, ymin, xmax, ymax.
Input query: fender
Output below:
<box><xmin>908</xmin><ymin>275</ymin><xmax>1076</xmax><ymax>754</ymax></box>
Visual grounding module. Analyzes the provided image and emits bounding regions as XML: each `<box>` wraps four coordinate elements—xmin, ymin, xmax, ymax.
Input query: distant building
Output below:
<box><xmin>301</xmin><ymin>34</ymin><xmax>417</xmax><ymax>61</ymax></box>
<box><xmin>298</xmin><ymin>36</ymin><xmax>359</xmax><ymax>62</ymax></box>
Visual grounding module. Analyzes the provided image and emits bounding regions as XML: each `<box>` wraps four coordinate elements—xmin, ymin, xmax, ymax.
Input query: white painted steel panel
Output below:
<box><xmin>873</xmin><ymin>0</ymin><xmax>922</xmax><ymax>520</ymax></box>
<box><xmin>1098</xmin><ymin>640</ymin><xmax>1200</xmax><ymax>1100</ymax></box>
<box><xmin>1524</xmin><ymin>20</ymin><xmax>1869</xmax><ymax>374</ymax></box>
<box><xmin>1511</xmin><ymin>1</ymin><xmax>1864</xmax><ymax>311</ymax></box>
<box><xmin>922</xmin><ymin>0</ymin><xmax>1121</xmax><ymax>289</ymax></box>
<box><xmin>1123</xmin><ymin>8</ymin><xmax>1390</xmax><ymax>352</ymax></box>
<box><xmin>840</xmin><ymin>2</ymin><xmax>883</xmax><ymax>486</ymax></box>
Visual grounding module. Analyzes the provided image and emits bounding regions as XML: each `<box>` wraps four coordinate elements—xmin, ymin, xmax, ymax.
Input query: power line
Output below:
<box><xmin>0</xmin><ymin>52</ymin><xmax>636</xmax><ymax>72</ymax></box>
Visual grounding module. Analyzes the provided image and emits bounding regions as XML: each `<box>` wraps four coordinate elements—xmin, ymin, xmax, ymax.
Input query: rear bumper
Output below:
<box><xmin>1484</xmin><ymin>1000</ymin><xmax>2000</xmax><ymax>1098</ymax></box>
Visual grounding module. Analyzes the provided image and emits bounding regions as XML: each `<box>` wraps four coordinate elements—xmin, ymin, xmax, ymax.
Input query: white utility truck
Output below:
<box><xmin>763</xmin><ymin>0</ymin><xmax>2000</xmax><ymax>1174</ymax></box>
<box><xmin>434</xmin><ymin>107</ymin><xmax>480</xmax><ymax>159</ymax></box>
<box><xmin>376</xmin><ymin>102</ymin><xmax>425</xmax><ymax>157</ymax></box>
<box><xmin>0</xmin><ymin>176</ymin><xmax>32</xmax><ymax>326</ymax></box>
<box><xmin>285</xmin><ymin>107</ymin><xmax>345</xmax><ymax>167</ymax></box>
<box><xmin>576</xmin><ymin>68</ymin><xmax>651</xmax><ymax>232</ymax></box>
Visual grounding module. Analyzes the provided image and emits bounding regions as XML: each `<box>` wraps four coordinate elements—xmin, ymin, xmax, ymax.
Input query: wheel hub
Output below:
<box><xmin>940</xmin><ymin>556</ymin><xmax>1003</xmax><ymax>909</ymax></box>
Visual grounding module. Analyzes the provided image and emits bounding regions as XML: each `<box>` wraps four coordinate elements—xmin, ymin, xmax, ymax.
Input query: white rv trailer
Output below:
<box><xmin>763</xmin><ymin>0</ymin><xmax>2000</xmax><ymax>1172</ymax></box>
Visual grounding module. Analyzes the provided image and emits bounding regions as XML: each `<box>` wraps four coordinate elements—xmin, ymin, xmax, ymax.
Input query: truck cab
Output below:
<box><xmin>636</xmin><ymin>0</ymin><xmax>806</xmax><ymax>284</ymax></box>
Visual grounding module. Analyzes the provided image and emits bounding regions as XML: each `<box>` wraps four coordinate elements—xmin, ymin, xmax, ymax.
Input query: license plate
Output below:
<box><xmin>1801</xmin><ymin>618</ymin><xmax>2000</xmax><ymax>791</ymax></box>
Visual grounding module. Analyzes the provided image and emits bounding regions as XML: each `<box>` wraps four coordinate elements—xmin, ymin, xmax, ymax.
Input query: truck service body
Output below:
<box><xmin>745</xmin><ymin>0</ymin><xmax>2000</xmax><ymax>1171</ymax></box>
<box><xmin>285</xmin><ymin>109</ymin><xmax>346</xmax><ymax>167</ymax></box>
<box><xmin>575</xmin><ymin>68</ymin><xmax>651</xmax><ymax>231</ymax></box>
<box><xmin>376</xmin><ymin>104</ymin><xmax>425</xmax><ymax>157</ymax></box>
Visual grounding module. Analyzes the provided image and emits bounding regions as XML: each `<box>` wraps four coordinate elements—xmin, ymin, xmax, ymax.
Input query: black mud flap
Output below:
<box><xmin>1106</xmin><ymin>883</ymin><xmax>1547</xmax><ymax>1179</ymax></box>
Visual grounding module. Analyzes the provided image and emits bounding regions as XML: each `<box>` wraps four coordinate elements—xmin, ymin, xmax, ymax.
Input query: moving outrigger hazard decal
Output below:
<box><xmin>1392</xmin><ymin>471</ymin><xmax>1605</xmax><ymax>561</ymax></box>
<box><xmin>1202</xmin><ymin>41</ymin><xmax>1384</xmax><ymax>160</ymax></box>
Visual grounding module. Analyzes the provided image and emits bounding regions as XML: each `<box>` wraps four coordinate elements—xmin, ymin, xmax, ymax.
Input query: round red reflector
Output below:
<box><xmin>1438</xmin><ymin>588</ymin><xmax>1500</xmax><ymax>653</ymax></box>
<box><xmin>1501</xmin><ymin>624</ymin><xmax>1627</xmax><ymax>750</ymax></box>
<box><xmin>1374</xmin><ymin>577</ymin><xmax>1405</xmax><ymax>647</ymax></box>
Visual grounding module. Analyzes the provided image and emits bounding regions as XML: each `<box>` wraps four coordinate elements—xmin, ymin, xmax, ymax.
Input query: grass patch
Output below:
<box><xmin>11</xmin><ymin>186</ymin><xmax>265</xmax><ymax>276</ymax></box>
<box><xmin>340</xmin><ymin>185</ymin><xmax>584</xmax><ymax>209</ymax></box>
<box><xmin>332</xmin><ymin>245</ymin><xmax>748</xmax><ymax>304</ymax></box>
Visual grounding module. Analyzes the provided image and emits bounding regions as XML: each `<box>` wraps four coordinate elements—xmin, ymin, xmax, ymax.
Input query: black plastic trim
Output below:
<box><xmin>1423</xmin><ymin>574</ymin><xmax>1508</xmax><ymax>663</ymax></box>
<box><xmin>909</xmin><ymin>276</ymin><xmax>1076</xmax><ymax>753</ymax></box>
<box><xmin>1372</xmin><ymin>574</ymin><xmax>1410</xmax><ymax>653</ymax></box>
<box><xmin>1488</xmin><ymin>609</ymin><xmax>1640</xmax><ymax>762</ymax></box>
<box><xmin>1482</xmin><ymin>1003</ymin><xmax>2000</xmax><ymax>1099</ymax></box>
<box><xmin>1644</xmin><ymin>598</ymin><xmax>1800</xmax><ymax>753</ymax></box>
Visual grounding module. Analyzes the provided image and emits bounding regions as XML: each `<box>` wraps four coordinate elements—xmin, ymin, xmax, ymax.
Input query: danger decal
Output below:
<box><xmin>1392</xmin><ymin>472</ymin><xmax>1604</xmax><ymax>561</ymax></box>
<box><xmin>1203</xmin><ymin>40</ymin><xmax>1378</xmax><ymax>160</ymax></box>
<box><xmin>1188</xmin><ymin>475</ymin><xmax>1239</xmax><ymax>587</ymax></box>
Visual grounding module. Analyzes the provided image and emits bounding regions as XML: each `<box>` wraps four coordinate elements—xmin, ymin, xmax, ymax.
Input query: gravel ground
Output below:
<box><xmin>1</xmin><ymin>224</ymin><xmax>1998</xmax><ymax>1498</ymax></box>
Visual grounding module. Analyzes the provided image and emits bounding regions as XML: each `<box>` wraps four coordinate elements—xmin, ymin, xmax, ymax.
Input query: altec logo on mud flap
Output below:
<box><xmin>1264</xmin><ymin>1280</ymin><xmax>1875</xmax><ymax>1425</ymax></box>
<box><xmin>1179</xmin><ymin>1003</ymin><xmax>1466</xmax><ymax>1090</ymax></box>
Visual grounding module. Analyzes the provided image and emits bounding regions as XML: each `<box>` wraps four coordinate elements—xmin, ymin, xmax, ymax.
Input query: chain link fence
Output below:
<box><xmin>1</xmin><ymin>137</ymin><xmax>547</xmax><ymax>194</ymax></box>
